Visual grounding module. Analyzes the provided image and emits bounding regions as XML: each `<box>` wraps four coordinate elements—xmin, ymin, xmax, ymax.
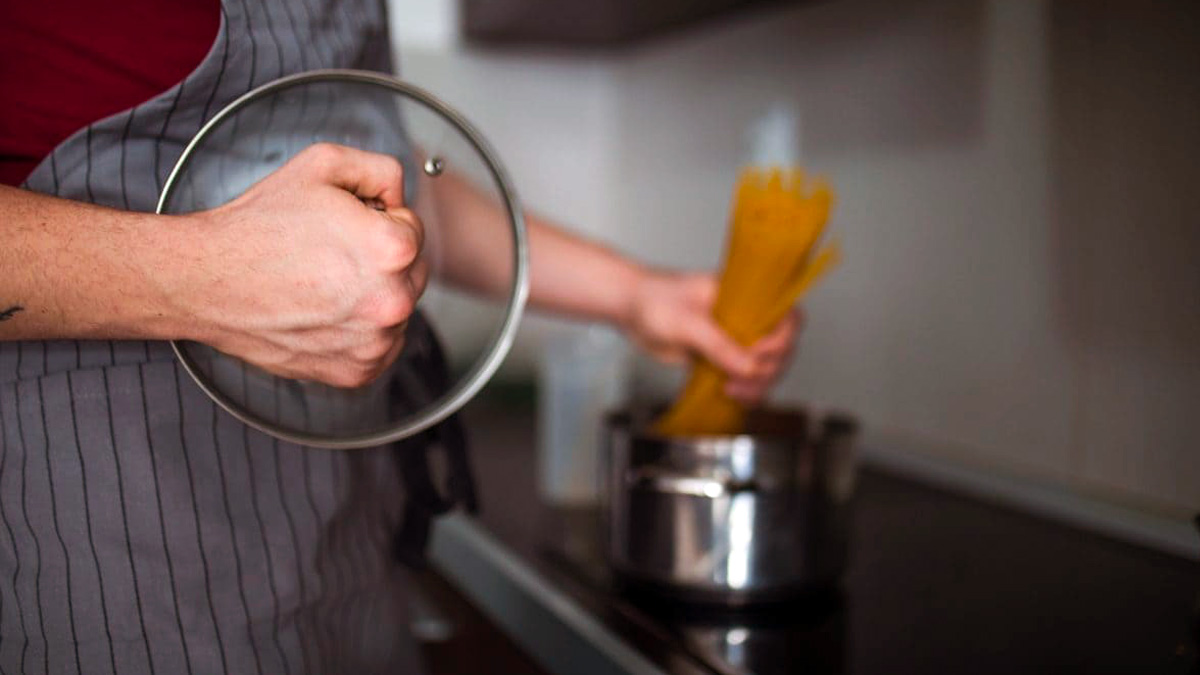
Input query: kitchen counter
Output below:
<box><xmin>427</xmin><ymin>398</ymin><xmax>1199</xmax><ymax>675</ymax></box>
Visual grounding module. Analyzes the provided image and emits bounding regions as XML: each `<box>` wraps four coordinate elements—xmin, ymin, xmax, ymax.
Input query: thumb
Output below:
<box><xmin>686</xmin><ymin>317</ymin><xmax>757</xmax><ymax>379</ymax></box>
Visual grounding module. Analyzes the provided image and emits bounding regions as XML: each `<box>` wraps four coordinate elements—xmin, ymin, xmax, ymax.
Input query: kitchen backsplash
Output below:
<box><xmin>389</xmin><ymin>0</ymin><xmax>1200</xmax><ymax>523</ymax></box>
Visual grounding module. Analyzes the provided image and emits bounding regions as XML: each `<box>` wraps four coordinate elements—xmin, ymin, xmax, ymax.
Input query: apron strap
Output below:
<box><xmin>390</xmin><ymin>312</ymin><xmax>480</xmax><ymax>568</ymax></box>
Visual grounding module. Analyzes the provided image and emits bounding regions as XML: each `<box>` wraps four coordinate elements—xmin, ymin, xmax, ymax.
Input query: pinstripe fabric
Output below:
<box><xmin>0</xmin><ymin>0</ymin><xmax>431</xmax><ymax>672</ymax></box>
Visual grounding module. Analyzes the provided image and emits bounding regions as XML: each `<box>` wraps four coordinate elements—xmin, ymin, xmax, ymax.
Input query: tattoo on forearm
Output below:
<box><xmin>0</xmin><ymin>305</ymin><xmax>24</xmax><ymax>322</ymax></box>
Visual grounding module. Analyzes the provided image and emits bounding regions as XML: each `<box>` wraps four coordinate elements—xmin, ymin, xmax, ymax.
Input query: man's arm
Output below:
<box><xmin>0</xmin><ymin>184</ymin><xmax>190</xmax><ymax>341</ymax></box>
<box><xmin>428</xmin><ymin>172</ymin><xmax>799</xmax><ymax>402</ymax></box>
<box><xmin>0</xmin><ymin>143</ymin><xmax>426</xmax><ymax>388</ymax></box>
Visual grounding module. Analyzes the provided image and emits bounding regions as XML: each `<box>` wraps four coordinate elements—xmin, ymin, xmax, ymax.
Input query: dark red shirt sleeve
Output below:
<box><xmin>0</xmin><ymin>1</ymin><xmax>221</xmax><ymax>186</ymax></box>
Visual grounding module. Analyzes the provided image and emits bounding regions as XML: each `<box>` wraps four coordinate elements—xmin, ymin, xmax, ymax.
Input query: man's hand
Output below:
<box><xmin>625</xmin><ymin>271</ymin><xmax>800</xmax><ymax>404</ymax></box>
<box><xmin>174</xmin><ymin>143</ymin><xmax>426</xmax><ymax>388</ymax></box>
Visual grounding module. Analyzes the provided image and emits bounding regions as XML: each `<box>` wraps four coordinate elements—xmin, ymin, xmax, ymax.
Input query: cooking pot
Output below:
<box><xmin>600</xmin><ymin>405</ymin><xmax>858</xmax><ymax>606</ymax></box>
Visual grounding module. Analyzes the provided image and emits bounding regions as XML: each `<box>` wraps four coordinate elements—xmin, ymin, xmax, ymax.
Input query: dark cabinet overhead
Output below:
<box><xmin>462</xmin><ymin>0</ymin><xmax>800</xmax><ymax>47</ymax></box>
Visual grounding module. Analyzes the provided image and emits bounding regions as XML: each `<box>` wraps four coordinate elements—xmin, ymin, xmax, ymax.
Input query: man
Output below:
<box><xmin>0</xmin><ymin>0</ymin><xmax>797</xmax><ymax>673</ymax></box>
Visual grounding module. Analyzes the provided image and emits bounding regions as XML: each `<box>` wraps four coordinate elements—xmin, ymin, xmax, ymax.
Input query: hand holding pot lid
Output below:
<box><xmin>158</xmin><ymin>70</ymin><xmax>528</xmax><ymax>449</ymax></box>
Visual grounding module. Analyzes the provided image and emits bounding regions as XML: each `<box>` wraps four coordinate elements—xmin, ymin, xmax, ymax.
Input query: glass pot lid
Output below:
<box><xmin>157</xmin><ymin>69</ymin><xmax>529</xmax><ymax>449</ymax></box>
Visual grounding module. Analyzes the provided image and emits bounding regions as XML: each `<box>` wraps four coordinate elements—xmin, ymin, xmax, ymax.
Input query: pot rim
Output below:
<box><xmin>605</xmin><ymin>405</ymin><xmax>859</xmax><ymax>446</ymax></box>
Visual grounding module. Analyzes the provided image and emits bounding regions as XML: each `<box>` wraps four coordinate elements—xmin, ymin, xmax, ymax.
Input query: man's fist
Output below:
<box><xmin>173</xmin><ymin>143</ymin><xmax>426</xmax><ymax>388</ymax></box>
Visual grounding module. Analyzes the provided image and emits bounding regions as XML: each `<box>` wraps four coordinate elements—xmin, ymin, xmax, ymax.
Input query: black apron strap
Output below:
<box><xmin>389</xmin><ymin>312</ymin><xmax>480</xmax><ymax>568</ymax></box>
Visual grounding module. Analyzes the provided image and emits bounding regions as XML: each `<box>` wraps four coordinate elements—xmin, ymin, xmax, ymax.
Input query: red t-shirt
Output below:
<box><xmin>0</xmin><ymin>1</ymin><xmax>221</xmax><ymax>186</ymax></box>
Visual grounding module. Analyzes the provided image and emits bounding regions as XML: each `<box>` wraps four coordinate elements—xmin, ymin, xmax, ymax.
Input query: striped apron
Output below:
<box><xmin>0</xmin><ymin>0</ymin><xmax>474</xmax><ymax>673</ymax></box>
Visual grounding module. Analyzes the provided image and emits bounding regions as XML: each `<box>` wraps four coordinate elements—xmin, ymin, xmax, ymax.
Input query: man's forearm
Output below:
<box><xmin>0</xmin><ymin>184</ymin><xmax>193</xmax><ymax>341</ymax></box>
<box><xmin>429</xmin><ymin>172</ymin><xmax>647</xmax><ymax>328</ymax></box>
<box><xmin>523</xmin><ymin>218</ymin><xmax>645</xmax><ymax>327</ymax></box>
<box><xmin>424</xmin><ymin>168</ymin><xmax>799</xmax><ymax>399</ymax></box>
<box><xmin>1</xmin><ymin>144</ymin><xmax>513</xmax><ymax>387</ymax></box>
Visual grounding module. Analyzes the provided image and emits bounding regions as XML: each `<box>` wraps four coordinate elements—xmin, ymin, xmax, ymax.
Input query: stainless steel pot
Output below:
<box><xmin>601</xmin><ymin>406</ymin><xmax>858</xmax><ymax>606</ymax></box>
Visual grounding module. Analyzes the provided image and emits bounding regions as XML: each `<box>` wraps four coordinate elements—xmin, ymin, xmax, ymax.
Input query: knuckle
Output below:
<box><xmin>409</xmin><ymin>264</ymin><xmax>430</xmax><ymax>298</ymax></box>
<box><xmin>729</xmin><ymin>357</ymin><xmax>756</xmax><ymax>379</ymax></box>
<box><xmin>374</xmin><ymin>290</ymin><xmax>414</xmax><ymax>327</ymax></box>
<box><xmin>383</xmin><ymin>156</ymin><xmax>405</xmax><ymax>185</ymax></box>
<box><xmin>340</xmin><ymin>366</ymin><xmax>376</xmax><ymax>389</ymax></box>
<box><xmin>354</xmin><ymin>368</ymin><xmax>376</xmax><ymax>388</ymax></box>
<box><xmin>380</xmin><ymin>231</ymin><xmax>419</xmax><ymax>271</ymax></box>
<box><xmin>353</xmin><ymin>335</ymin><xmax>393</xmax><ymax>364</ymax></box>
<box><xmin>327</xmin><ymin>370</ymin><xmax>364</xmax><ymax>389</ymax></box>
<box><xmin>304</xmin><ymin>142</ymin><xmax>341</xmax><ymax>163</ymax></box>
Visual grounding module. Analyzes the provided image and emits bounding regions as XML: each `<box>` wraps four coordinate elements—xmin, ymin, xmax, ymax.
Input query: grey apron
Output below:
<box><xmin>0</xmin><ymin>1</ymin><xmax>472</xmax><ymax>673</ymax></box>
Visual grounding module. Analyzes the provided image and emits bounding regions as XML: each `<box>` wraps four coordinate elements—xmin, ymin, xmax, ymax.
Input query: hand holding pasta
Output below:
<box><xmin>655</xmin><ymin>168</ymin><xmax>840</xmax><ymax>436</ymax></box>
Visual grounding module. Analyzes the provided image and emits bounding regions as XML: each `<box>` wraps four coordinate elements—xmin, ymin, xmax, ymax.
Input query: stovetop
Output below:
<box><xmin>457</xmin><ymin>402</ymin><xmax>1200</xmax><ymax>675</ymax></box>
<box><xmin>539</xmin><ymin>506</ymin><xmax>848</xmax><ymax>675</ymax></box>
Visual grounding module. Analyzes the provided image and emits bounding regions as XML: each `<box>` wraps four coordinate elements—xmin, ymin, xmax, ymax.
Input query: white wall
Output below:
<box><xmin>391</xmin><ymin>46</ymin><xmax>624</xmax><ymax>373</ymax></box>
<box><xmin>388</xmin><ymin>0</ymin><xmax>1200</xmax><ymax>518</ymax></box>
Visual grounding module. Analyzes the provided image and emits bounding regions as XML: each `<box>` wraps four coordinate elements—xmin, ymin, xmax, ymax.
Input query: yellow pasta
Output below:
<box><xmin>654</xmin><ymin>167</ymin><xmax>838</xmax><ymax>437</ymax></box>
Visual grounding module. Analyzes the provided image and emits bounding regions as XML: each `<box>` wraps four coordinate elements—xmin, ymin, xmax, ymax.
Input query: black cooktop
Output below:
<box><xmin>461</xmin><ymin>402</ymin><xmax>1200</xmax><ymax>675</ymax></box>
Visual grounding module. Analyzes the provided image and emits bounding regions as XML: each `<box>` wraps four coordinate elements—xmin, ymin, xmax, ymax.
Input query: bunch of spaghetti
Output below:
<box><xmin>654</xmin><ymin>168</ymin><xmax>839</xmax><ymax>437</ymax></box>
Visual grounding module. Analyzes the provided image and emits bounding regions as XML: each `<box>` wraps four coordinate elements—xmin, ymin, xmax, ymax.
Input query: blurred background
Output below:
<box><xmin>385</xmin><ymin>0</ymin><xmax>1199</xmax><ymax>554</ymax></box>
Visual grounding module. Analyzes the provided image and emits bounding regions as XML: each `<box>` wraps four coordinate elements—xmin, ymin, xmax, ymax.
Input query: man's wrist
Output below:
<box><xmin>612</xmin><ymin>259</ymin><xmax>650</xmax><ymax>332</ymax></box>
<box><xmin>134</xmin><ymin>211</ymin><xmax>211</xmax><ymax>343</ymax></box>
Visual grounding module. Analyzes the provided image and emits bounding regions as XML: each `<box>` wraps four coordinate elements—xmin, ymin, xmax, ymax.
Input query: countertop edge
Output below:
<box><xmin>429</xmin><ymin>512</ymin><xmax>683</xmax><ymax>675</ymax></box>
<box><xmin>859</xmin><ymin>435</ymin><xmax>1200</xmax><ymax>561</ymax></box>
